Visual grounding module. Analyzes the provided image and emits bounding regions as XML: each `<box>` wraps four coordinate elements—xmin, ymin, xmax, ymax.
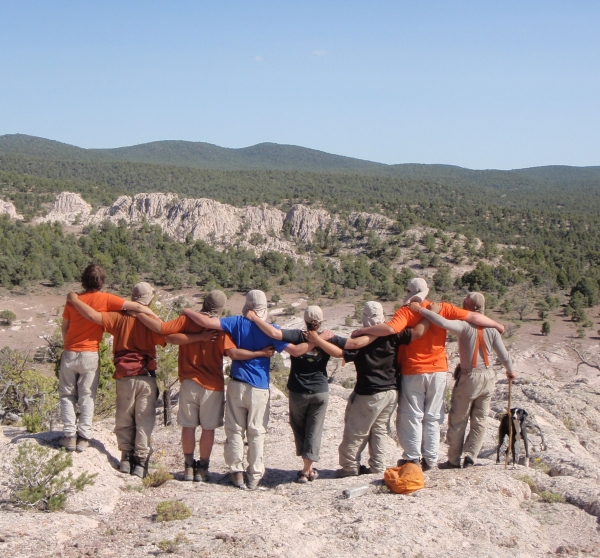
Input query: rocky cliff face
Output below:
<box><xmin>0</xmin><ymin>199</ymin><xmax>23</xmax><ymax>220</ymax></box>
<box><xmin>34</xmin><ymin>192</ymin><xmax>394</xmax><ymax>254</ymax></box>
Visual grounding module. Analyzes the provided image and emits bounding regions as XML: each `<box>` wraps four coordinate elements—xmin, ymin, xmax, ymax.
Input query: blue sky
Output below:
<box><xmin>1</xmin><ymin>1</ymin><xmax>599</xmax><ymax>169</ymax></box>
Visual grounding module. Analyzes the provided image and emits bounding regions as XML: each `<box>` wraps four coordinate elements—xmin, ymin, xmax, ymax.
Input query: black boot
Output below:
<box><xmin>131</xmin><ymin>456</ymin><xmax>146</xmax><ymax>478</ymax></box>
<box><xmin>119</xmin><ymin>452</ymin><xmax>132</xmax><ymax>474</ymax></box>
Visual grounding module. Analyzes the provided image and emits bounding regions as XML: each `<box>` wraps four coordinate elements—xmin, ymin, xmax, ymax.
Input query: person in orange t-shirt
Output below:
<box><xmin>67</xmin><ymin>283</ymin><xmax>214</xmax><ymax>478</ymax></box>
<box><xmin>136</xmin><ymin>290</ymin><xmax>275</xmax><ymax>483</ymax></box>
<box><xmin>351</xmin><ymin>278</ymin><xmax>505</xmax><ymax>471</ymax></box>
<box><xmin>59</xmin><ymin>264</ymin><xmax>157</xmax><ymax>453</ymax></box>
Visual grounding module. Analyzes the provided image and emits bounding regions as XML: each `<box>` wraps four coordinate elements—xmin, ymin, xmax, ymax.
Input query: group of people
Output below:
<box><xmin>58</xmin><ymin>264</ymin><xmax>515</xmax><ymax>489</ymax></box>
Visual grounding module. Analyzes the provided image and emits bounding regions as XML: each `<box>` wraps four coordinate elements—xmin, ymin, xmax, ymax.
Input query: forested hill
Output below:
<box><xmin>1</xmin><ymin>134</ymin><xmax>600</xmax><ymax>186</ymax></box>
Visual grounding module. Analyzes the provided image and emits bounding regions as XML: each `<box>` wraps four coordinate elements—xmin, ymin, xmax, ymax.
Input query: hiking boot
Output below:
<box><xmin>230</xmin><ymin>472</ymin><xmax>246</xmax><ymax>489</ymax></box>
<box><xmin>184</xmin><ymin>461</ymin><xmax>195</xmax><ymax>482</ymax></box>
<box><xmin>119</xmin><ymin>452</ymin><xmax>132</xmax><ymax>474</ymax></box>
<box><xmin>58</xmin><ymin>436</ymin><xmax>76</xmax><ymax>452</ymax></box>
<box><xmin>462</xmin><ymin>456</ymin><xmax>475</xmax><ymax>469</ymax></box>
<box><xmin>397</xmin><ymin>458</ymin><xmax>421</xmax><ymax>468</ymax></box>
<box><xmin>335</xmin><ymin>468</ymin><xmax>359</xmax><ymax>478</ymax></box>
<box><xmin>194</xmin><ymin>459</ymin><xmax>209</xmax><ymax>482</ymax></box>
<box><xmin>131</xmin><ymin>457</ymin><xmax>146</xmax><ymax>479</ymax></box>
<box><xmin>359</xmin><ymin>465</ymin><xmax>373</xmax><ymax>475</ymax></box>
<box><xmin>420</xmin><ymin>459</ymin><xmax>433</xmax><ymax>472</ymax></box>
<box><xmin>75</xmin><ymin>435</ymin><xmax>89</xmax><ymax>453</ymax></box>
<box><xmin>246</xmin><ymin>477</ymin><xmax>260</xmax><ymax>491</ymax></box>
<box><xmin>438</xmin><ymin>460</ymin><xmax>461</xmax><ymax>470</ymax></box>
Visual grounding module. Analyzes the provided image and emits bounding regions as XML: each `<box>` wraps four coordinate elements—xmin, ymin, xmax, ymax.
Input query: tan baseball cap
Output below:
<box><xmin>201</xmin><ymin>290</ymin><xmax>227</xmax><ymax>317</ymax></box>
<box><xmin>304</xmin><ymin>305</ymin><xmax>324</xmax><ymax>325</ymax></box>
<box><xmin>362</xmin><ymin>301</ymin><xmax>385</xmax><ymax>326</ymax></box>
<box><xmin>131</xmin><ymin>282</ymin><xmax>155</xmax><ymax>306</ymax></box>
<box><xmin>467</xmin><ymin>292</ymin><xmax>485</xmax><ymax>313</ymax></box>
<box><xmin>402</xmin><ymin>278</ymin><xmax>429</xmax><ymax>305</ymax></box>
<box><xmin>242</xmin><ymin>290</ymin><xmax>268</xmax><ymax>320</ymax></box>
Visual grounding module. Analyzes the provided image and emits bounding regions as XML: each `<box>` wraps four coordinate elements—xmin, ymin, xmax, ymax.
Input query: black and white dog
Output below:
<box><xmin>497</xmin><ymin>408</ymin><xmax>530</xmax><ymax>467</ymax></box>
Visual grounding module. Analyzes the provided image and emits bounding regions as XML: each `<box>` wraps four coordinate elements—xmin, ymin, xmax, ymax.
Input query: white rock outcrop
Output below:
<box><xmin>36</xmin><ymin>192</ymin><xmax>92</xmax><ymax>225</ymax></box>
<box><xmin>37</xmin><ymin>192</ymin><xmax>394</xmax><ymax>254</ymax></box>
<box><xmin>0</xmin><ymin>199</ymin><xmax>23</xmax><ymax>220</ymax></box>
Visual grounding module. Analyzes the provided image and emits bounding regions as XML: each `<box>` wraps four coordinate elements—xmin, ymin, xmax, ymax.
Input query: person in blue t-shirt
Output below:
<box><xmin>183</xmin><ymin>290</ymin><xmax>314</xmax><ymax>490</ymax></box>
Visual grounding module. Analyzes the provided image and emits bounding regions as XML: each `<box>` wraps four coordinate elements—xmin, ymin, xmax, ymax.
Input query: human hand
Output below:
<box><xmin>198</xmin><ymin>329</ymin><xmax>219</xmax><ymax>342</ymax></box>
<box><xmin>429</xmin><ymin>302</ymin><xmax>442</xmax><ymax>314</ymax></box>
<box><xmin>319</xmin><ymin>329</ymin><xmax>335</xmax><ymax>341</ymax></box>
<box><xmin>259</xmin><ymin>346</ymin><xmax>275</xmax><ymax>358</ymax></box>
<box><xmin>496</xmin><ymin>323</ymin><xmax>505</xmax><ymax>335</ymax></box>
<box><xmin>350</xmin><ymin>329</ymin><xmax>363</xmax><ymax>338</ymax></box>
<box><xmin>506</xmin><ymin>370</ymin><xmax>516</xmax><ymax>381</ymax></box>
<box><xmin>245</xmin><ymin>309</ymin><xmax>257</xmax><ymax>321</ymax></box>
<box><xmin>304</xmin><ymin>330</ymin><xmax>320</xmax><ymax>343</ymax></box>
<box><xmin>67</xmin><ymin>292</ymin><xmax>78</xmax><ymax>303</ymax></box>
<box><xmin>408</xmin><ymin>301</ymin><xmax>423</xmax><ymax>313</ymax></box>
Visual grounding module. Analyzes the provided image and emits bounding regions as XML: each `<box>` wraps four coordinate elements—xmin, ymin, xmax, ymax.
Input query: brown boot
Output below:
<box><xmin>131</xmin><ymin>456</ymin><xmax>146</xmax><ymax>478</ymax></box>
<box><xmin>119</xmin><ymin>452</ymin><xmax>132</xmax><ymax>474</ymax></box>
<box><xmin>58</xmin><ymin>436</ymin><xmax>76</xmax><ymax>452</ymax></box>
<box><xmin>195</xmin><ymin>459</ymin><xmax>210</xmax><ymax>482</ymax></box>
<box><xmin>184</xmin><ymin>454</ymin><xmax>195</xmax><ymax>481</ymax></box>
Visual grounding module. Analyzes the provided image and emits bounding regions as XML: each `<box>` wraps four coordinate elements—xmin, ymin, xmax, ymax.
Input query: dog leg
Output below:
<box><xmin>522</xmin><ymin>429</ymin><xmax>530</xmax><ymax>468</ymax></box>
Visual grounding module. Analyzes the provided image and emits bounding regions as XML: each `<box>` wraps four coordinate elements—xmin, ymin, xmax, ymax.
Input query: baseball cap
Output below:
<box><xmin>304</xmin><ymin>305</ymin><xmax>324</xmax><ymax>325</ymax></box>
<box><xmin>402</xmin><ymin>278</ymin><xmax>429</xmax><ymax>305</ymax></box>
<box><xmin>201</xmin><ymin>290</ymin><xmax>227</xmax><ymax>317</ymax></box>
<box><xmin>131</xmin><ymin>282</ymin><xmax>155</xmax><ymax>306</ymax></box>
<box><xmin>242</xmin><ymin>290</ymin><xmax>268</xmax><ymax>320</ymax></box>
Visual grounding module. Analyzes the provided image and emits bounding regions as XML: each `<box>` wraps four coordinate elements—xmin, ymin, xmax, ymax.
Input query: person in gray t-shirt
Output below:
<box><xmin>410</xmin><ymin>293</ymin><xmax>515</xmax><ymax>469</ymax></box>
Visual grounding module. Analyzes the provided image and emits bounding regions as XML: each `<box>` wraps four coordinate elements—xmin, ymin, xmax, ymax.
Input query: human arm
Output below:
<box><xmin>61</xmin><ymin>318</ymin><xmax>70</xmax><ymax>340</ymax></box>
<box><xmin>182</xmin><ymin>308</ymin><xmax>223</xmax><ymax>330</ymax></box>
<box><xmin>225</xmin><ymin>346</ymin><xmax>275</xmax><ymax>361</ymax></box>
<box><xmin>284</xmin><ymin>342</ymin><xmax>315</xmax><ymax>357</ymax></box>
<box><xmin>465</xmin><ymin>312</ymin><xmax>504</xmax><ymax>334</ymax></box>
<box><xmin>121</xmin><ymin>300</ymin><xmax>158</xmax><ymax>318</ymax></box>
<box><xmin>305</xmin><ymin>330</ymin><xmax>344</xmax><ymax>358</ymax></box>
<box><xmin>165</xmin><ymin>331</ymin><xmax>219</xmax><ymax>345</ymax></box>
<box><xmin>133</xmin><ymin>312</ymin><xmax>164</xmax><ymax>334</ymax></box>
<box><xmin>491</xmin><ymin>332</ymin><xmax>515</xmax><ymax>380</ymax></box>
<box><xmin>244</xmin><ymin>309</ymin><xmax>283</xmax><ymax>340</ymax></box>
<box><xmin>350</xmin><ymin>323</ymin><xmax>395</xmax><ymax>339</ymax></box>
<box><xmin>413</xmin><ymin>305</ymin><xmax>466</xmax><ymax>336</ymax></box>
<box><xmin>65</xmin><ymin>293</ymin><xmax>103</xmax><ymax>325</ymax></box>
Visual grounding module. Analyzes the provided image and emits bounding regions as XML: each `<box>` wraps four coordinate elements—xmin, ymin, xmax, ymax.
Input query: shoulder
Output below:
<box><xmin>102</xmin><ymin>311</ymin><xmax>126</xmax><ymax>328</ymax></box>
<box><xmin>332</xmin><ymin>335</ymin><xmax>347</xmax><ymax>348</ymax></box>
<box><xmin>281</xmin><ymin>329</ymin><xmax>303</xmax><ymax>344</ymax></box>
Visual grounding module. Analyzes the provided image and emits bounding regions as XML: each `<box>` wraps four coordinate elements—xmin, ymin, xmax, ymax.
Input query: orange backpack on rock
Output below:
<box><xmin>384</xmin><ymin>463</ymin><xmax>425</xmax><ymax>494</ymax></box>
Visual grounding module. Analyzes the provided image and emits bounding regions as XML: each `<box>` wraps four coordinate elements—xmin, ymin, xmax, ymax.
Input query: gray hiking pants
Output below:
<box><xmin>59</xmin><ymin>350</ymin><xmax>100</xmax><ymax>440</ymax></box>
<box><xmin>339</xmin><ymin>389</ymin><xmax>398</xmax><ymax>474</ymax></box>
<box><xmin>447</xmin><ymin>368</ymin><xmax>496</xmax><ymax>465</ymax></box>
<box><xmin>288</xmin><ymin>391</ymin><xmax>329</xmax><ymax>462</ymax></box>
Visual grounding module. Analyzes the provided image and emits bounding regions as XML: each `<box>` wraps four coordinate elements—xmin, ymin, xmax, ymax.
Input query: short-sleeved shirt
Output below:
<box><xmin>219</xmin><ymin>316</ymin><xmax>289</xmax><ymax>390</ymax></box>
<box><xmin>161</xmin><ymin>314</ymin><xmax>236</xmax><ymax>392</ymax></box>
<box><xmin>343</xmin><ymin>329</ymin><xmax>411</xmax><ymax>395</ymax></box>
<box><xmin>101</xmin><ymin>312</ymin><xmax>166</xmax><ymax>370</ymax></box>
<box><xmin>386</xmin><ymin>301</ymin><xmax>469</xmax><ymax>374</ymax></box>
<box><xmin>63</xmin><ymin>291</ymin><xmax>126</xmax><ymax>352</ymax></box>
<box><xmin>281</xmin><ymin>329</ymin><xmax>347</xmax><ymax>394</ymax></box>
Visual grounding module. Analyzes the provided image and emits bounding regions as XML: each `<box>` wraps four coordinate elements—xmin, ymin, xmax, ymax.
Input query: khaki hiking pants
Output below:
<box><xmin>115</xmin><ymin>376</ymin><xmax>158</xmax><ymax>460</ymax></box>
<box><xmin>398</xmin><ymin>372</ymin><xmax>446</xmax><ymax>466</ymax></box>
<box><xmin>59</xmin><ymin>350</ymin><xmax>100</xmax><ymax>440</ymax></box>
<box><xmin>339</xmin><ymin>389</ymin><xmax>398</xmax><ymax>474</ymax></box>
<box><xmin>224</xmin><ymin>380</ymin><xmax>270</xmax><ymax>484</ymax></box>
<box><xmin>447</xmin><ymin>368</ymin><xmax>496</xmax><ymax>466</ymax></box>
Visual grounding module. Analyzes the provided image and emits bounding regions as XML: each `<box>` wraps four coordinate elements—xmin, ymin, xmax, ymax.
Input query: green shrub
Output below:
<box><xmin>142</xmin><ymin>467</ymin><xmax>173</xmax><ymax>488</ymax></box>
<box><xmin>9</xmin><ymin>442</ymin><xmax>96</xmax><ymax>511</ymax></box>
<box><xmin>539</xmin><ymin>490</ymin><xmax>565</xmax><ymax>504</ymax></box>
<box><xmin>0</xmin><ymin>310</ymin><xmax>16</xmax><ymax>325</ymax></box>
<box><xmin>541</xmin><ymin>321</ymin><xmax>551</xmax><ymax>336</ymax></box>
<box><xmin>563</xmin><ymin>415</ymin><xmax>576</xmax><ymax>431</ymax></box>
<box><xmin>516</xmin><ymin>474</ymin><xmax>537</xmax><ymax>491</ymax></box>
<box><xmin>157</xmin><ymin>534</ymin><xmax>189</xmax><ymax>553</ymax></box>
<box><xmin>156</xmin><ymin>500</ymin><xmax>191</xmax><ymax>522</ymax></box>
<box><xmin>531</xmin><ymin>458</ymin><xmax>551</xmax><ymax>474</ymax></box>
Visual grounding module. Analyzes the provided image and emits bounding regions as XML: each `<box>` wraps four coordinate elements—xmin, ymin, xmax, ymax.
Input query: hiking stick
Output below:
<box><xmin>504</xmin><ymin>379</ymin><xmax>513</xmax><ymax>469</ymax></box>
